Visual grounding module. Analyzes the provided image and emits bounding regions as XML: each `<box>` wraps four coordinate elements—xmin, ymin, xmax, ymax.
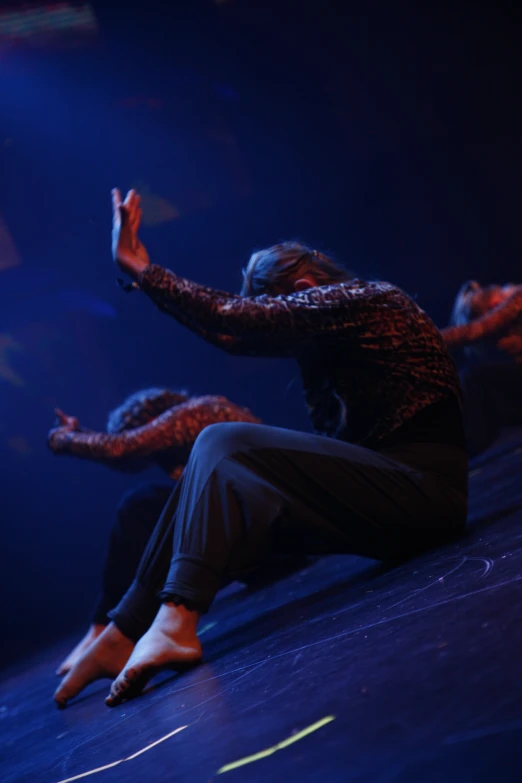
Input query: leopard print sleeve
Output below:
<box><xmin>48</xmin><ymin>396</ymin><xmax>261</xmax><ymax>462</ymax></box>
<box><xmin>138</xmin><ymin>265</ymin><xmax>364</xmax><ymax>356</ymax></box>
<box><xmin>441</xmin><ymin>289</ymin><xmax>522</xmax><ymax>347</ymax></box>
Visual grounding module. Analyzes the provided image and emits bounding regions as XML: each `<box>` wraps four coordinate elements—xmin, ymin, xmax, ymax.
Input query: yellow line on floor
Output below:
<box><xmin>217</xmin><ymin>715</ymin><xmax>336</xmax><ymax>774</ymax></box>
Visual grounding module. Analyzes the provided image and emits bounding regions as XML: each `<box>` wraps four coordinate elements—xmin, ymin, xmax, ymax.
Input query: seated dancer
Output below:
<box><xmin>53</xmin><ymin>188</ymin><xmax>468</xmax><ymax>708</ymax></box>
<box><xmin>48</xmin><ymin>388</ymin><xmax>260</xmax><ymax>675</ymax></box>
<box><xmin>441</xmin><ymin>280</ymin><xmax>522</xmax><ymax>456</ymax></box>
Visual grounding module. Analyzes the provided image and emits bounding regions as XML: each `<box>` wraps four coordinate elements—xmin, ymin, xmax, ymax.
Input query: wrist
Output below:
<box><xmin>48</xmin><ymin>429</ymin><xmax>74</xmax><ymax>453</ymax></box>
<box><xmin>117</xmin><ymin>255</ymin><xmax>149</xmax><ymax>282</ymax></box>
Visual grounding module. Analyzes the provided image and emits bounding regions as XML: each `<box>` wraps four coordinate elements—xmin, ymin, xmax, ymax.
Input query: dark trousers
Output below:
<box><xmin>92</xmin><ymin>483</ymin><xmax>174</xmax><ymax>625</ymax></box>
<box><xmin>109</xmin><ymin>423</ymin><xmax>468</xmax><ymax>640</ymax></box>
<box><xmin>460</xmin><ymin>362</ymin><xmax>522</xmax><ymax>457</ymax></box>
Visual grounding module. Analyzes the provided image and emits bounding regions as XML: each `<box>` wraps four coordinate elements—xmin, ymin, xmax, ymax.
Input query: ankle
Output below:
<box><xmin>159</xmin><ymin>602</ymin><xmax>200</xmax><ymax>633</ymax></box>
<box><xmin>102</xmin><ymin>622</ymin><xmax>134</xmax><ymax>645</ymax></box>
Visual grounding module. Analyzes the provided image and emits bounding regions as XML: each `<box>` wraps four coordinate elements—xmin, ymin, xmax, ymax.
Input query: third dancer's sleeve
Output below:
<box><xmin>442</xmin><ymin>290</ymin><xmax>522</xmax><ymax>347</ymax></box>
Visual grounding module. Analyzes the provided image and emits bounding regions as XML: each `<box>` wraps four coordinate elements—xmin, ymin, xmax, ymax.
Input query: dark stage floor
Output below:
<box><xmin>3</xmin><ymin>431</ymin><xmax>522</xmax><ymax>783</ymax></box>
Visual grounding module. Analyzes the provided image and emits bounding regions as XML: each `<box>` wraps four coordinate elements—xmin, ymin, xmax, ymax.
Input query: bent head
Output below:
<box><xmin>107</xmin><ymin>388</ymin><xmax>189</xmax><ymax>434</ymax></box>
<box><xmin>451</xmin><ymin>280</ymin><xmax>516</xmax><ymax>327</ymax></box>
<box><xmin>241</xmin><ymin>242</ymin><xmax>353</xmax><ymax>297</ymax></box>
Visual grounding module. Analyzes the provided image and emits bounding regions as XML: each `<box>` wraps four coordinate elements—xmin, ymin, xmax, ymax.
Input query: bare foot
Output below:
<box><xmin>106</xmin><ymin>603</ymin><xmax>202</xmax><ymax>707</ymax></box>
<box><xmin>56</xmin><ymin>624</ymin><xmax>106</xmax><ymax>676</ymax></box>
<box><xmin>54</xmin><ymin>623</ymin><xmax>134</xmax><ymax>708</ymax></box>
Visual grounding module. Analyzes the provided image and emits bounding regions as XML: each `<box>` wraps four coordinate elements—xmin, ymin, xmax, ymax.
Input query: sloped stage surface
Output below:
<box><xmin>2</xmin><ymin>431</ymin><xmax>522</xmax><ymax>783</ymax></box>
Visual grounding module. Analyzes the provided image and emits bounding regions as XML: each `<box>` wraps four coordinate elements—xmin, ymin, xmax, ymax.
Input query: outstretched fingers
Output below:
<box><xmin>112</xmin><ymin>189</ymin><xmax>141</xmax><ymax>234</ymax></box>
<box><xmin>130</xmin><ymin>206</ymin><xmax>142</xmax><ymax>234</ymax></box>
<box><xmin>123</xmin><ymin>189</ymin><xmax>140</xmax><ymax>217</ymax></box>
<box><xmin>111</xmin><ymin>188</ymin><xmax>122</xmax><ymax>208</ymax></box>
<box><xmin>54</xmin><ymin>408</ymin><xmax>68</xmax><ymax>424</ymax></box>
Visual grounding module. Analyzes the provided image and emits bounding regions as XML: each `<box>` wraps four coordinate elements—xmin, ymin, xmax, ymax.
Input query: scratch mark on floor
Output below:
<box><xmin>444</xmin><ymin>718</ymin><xmax>522</xmax><ymax>744</ymax></box>
<box><xmin>246</xmin><ymin>571</ymin><xmax>522</xmax><ymax>669</ymax></box>
<box><xmin>384</xmin><ymin>557</ymin><xmax>467</xmax><ymax>612</ymax></box>
<box><xmin>52</xmin><ymin>724</ymin><xmax>188</xmax><ymax>783</ymax></box>
<box><xmin>465</xmin><ymin>556</ymin><xmax>494</xmax><ymax>576</ymax></box>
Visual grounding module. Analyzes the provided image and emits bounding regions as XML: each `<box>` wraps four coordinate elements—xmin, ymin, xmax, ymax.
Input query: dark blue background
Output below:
<box><xmin>1</xmin><ymin>0</ymin><xmax>521</xmax><ymax>667</ymax></box>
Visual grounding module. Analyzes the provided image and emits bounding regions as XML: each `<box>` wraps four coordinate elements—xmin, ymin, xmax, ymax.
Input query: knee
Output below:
<box><xmin>191</xmin><ymin>421</ymin><xmax>262</xmax><ymax>466</ymax></box>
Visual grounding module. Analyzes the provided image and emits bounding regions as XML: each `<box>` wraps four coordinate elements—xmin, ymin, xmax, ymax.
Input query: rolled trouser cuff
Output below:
<box><xmin>91</xmin><ymin>609</ymin><xmax>110</xmax><ymax>626</ymax></box>
<box><xmin>158</xmin><ymin>555</ymin><xmax>222</xmax><ymax>614</ymax></box>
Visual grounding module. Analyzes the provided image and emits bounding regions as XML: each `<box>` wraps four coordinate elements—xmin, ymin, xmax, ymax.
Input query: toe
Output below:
<box><xmin>54</xmin><ymin>673</ymin><xmax>80</xmax><ymax>708</ymax></box>
<box><xmin>105</xmin><ymin>691</ymin><xmax>121</xmax><ymax>707</ymax></box>
<box><xmin>53</xmin><ymin>662</ymin><xmax>96</xmax><ymax>707</ymax></box>
<box><xmin>54</xmin><ymin>681</ymin><xmax>71</xmax><ymax>708</ymax></box>
<box><xmin>105</xmin><ymin>672</ymin><xmax>131</xmax><ymax>707</ymax></box>
<box><xmin>105</xmin><ymin>666</ymin><xmax>152</xmax><ymax>706</ymax></box>
<box><xmin>54</xmin><ymin>694</ymin><xmax>68</xmax><ymax>709</ymax></box>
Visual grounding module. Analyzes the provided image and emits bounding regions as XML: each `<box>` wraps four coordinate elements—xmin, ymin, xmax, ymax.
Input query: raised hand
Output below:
<box><xmin>48</xmin><ymin>410</ymin><xmax>81</xmax><ymax>453</ymax></box>
<box><xmin>111</xmin><ymin>188</ymin><xmax>151</xmax><ymax>280</ymax></box>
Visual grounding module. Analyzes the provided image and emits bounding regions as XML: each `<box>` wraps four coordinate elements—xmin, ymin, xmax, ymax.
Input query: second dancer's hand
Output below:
<box><xmin>54</xmin><ymin>409</ymin><xmax>80</xmax><ymax>430</ymax></box>
<box><xmin>48</xmin><ymin>409</ymin><xmax>81</xmax><ymax>452</ymax></box>
<box><xmin>111</xmin><ymin>188</ymin><xmax>151</xmax><ymax>280</ymax></box>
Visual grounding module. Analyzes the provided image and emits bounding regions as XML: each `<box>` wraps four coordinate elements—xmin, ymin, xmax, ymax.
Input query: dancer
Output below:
<box><xmin>442</xmin><ymin>280</ymin><xmax>522</xmax><ymax>359</ymax></box>
<box><xmin>441</xmin><ymin>280</ymin><xmax>522</xmax><ymax>455</ymax></box>
<box><xmin>54</xmin><ymin>188</ymin><xmax>468</xmax><ymax>708</ymax></box>
<box><xmin>48</xmin><ymin>388</ymin><xmax>260</xmax><ymax>674</ymax></box>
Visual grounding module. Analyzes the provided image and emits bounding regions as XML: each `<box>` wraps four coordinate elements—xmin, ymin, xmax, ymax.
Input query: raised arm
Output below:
<box><xmin>48</xmin><ymin>396</ymin><xmax>260</xmax><ymax>463</ymax></box>
<box><xmin>112</xmin><ymin>187</ymin><xmax>363</xmax><ymax>356</ymax></box>
<box><xmin>441</xmin><ymin>289</ymin><xmax>522</xmax><ymax>347</ymax></box>
<box><xmin>137</xmin><ymin>265</ymin><xmax>365</xmax><ymax>357</ymax></box>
